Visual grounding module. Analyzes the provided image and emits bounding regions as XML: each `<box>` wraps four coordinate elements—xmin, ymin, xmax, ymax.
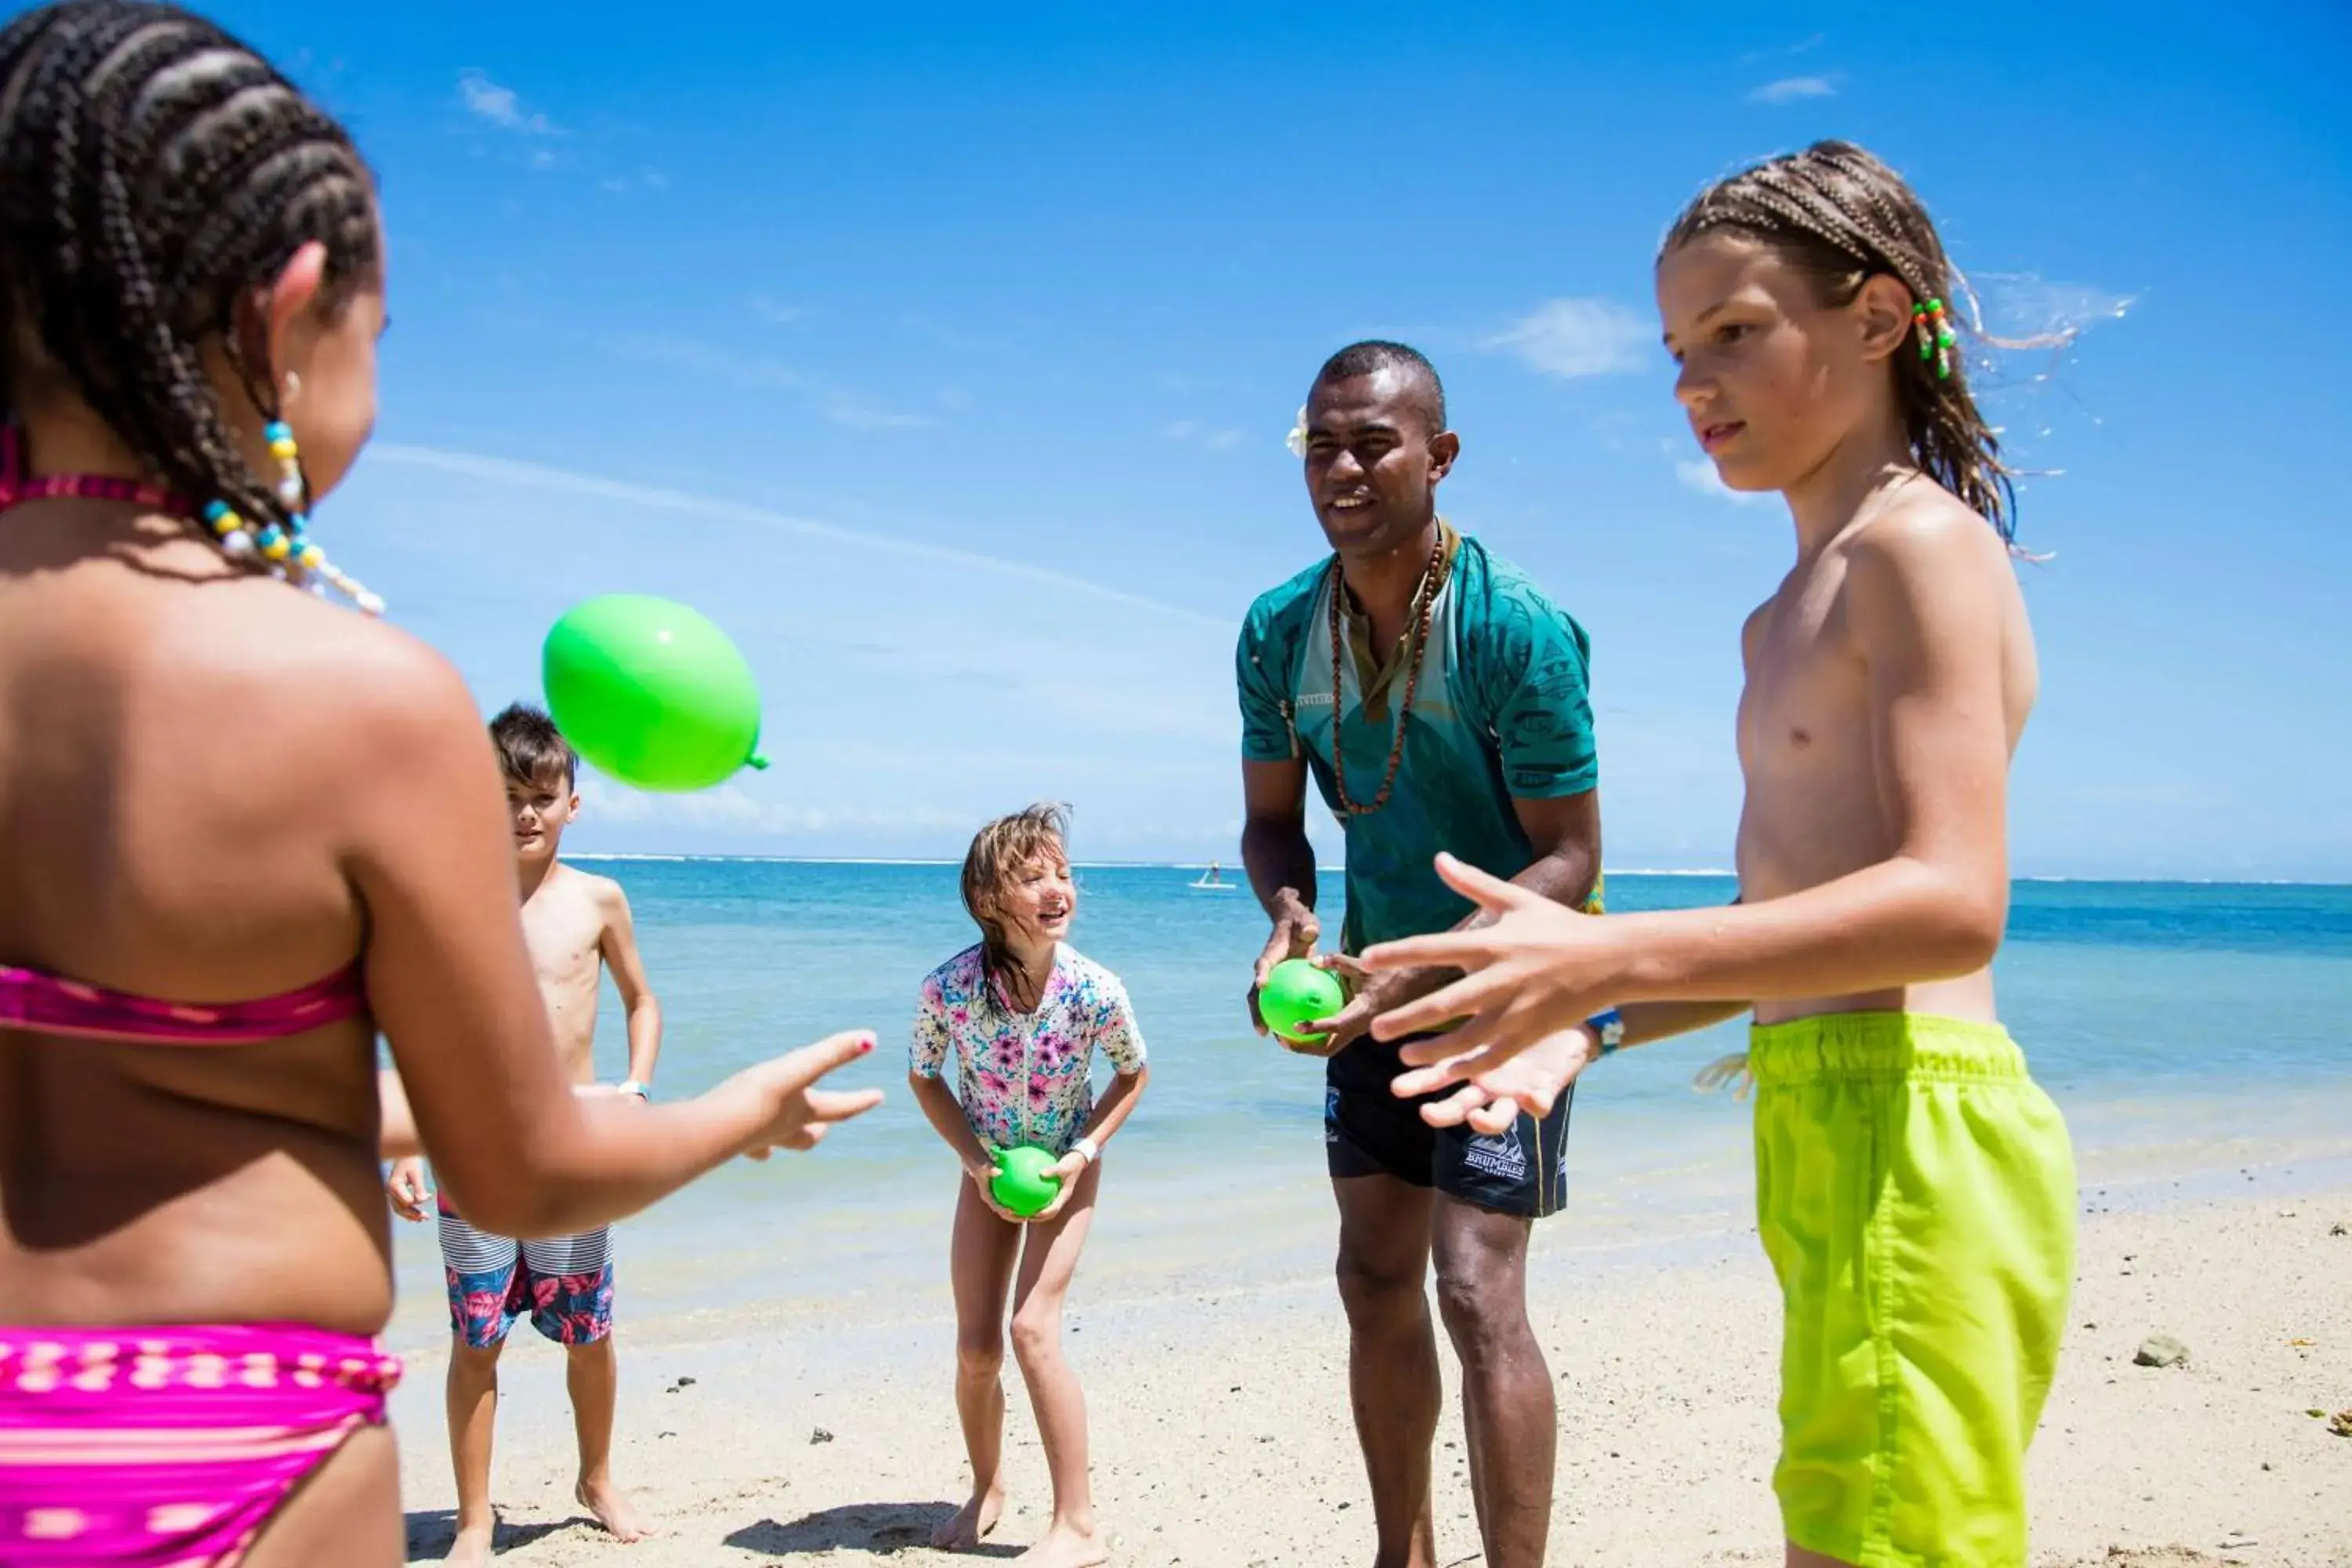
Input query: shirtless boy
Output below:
<box><xmin>388</xmin><ymin>702</ymin><xmax>664</xmax><ymax>1563</ymax></box>
<box><xmin>1354</xmin><ymin>143</ymin><xmax>2078</xmax><ymax>1568</ymax></box>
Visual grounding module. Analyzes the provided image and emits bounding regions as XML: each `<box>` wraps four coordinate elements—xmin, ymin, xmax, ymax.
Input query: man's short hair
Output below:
<box><xmin>489</xmin><ymin>702</ymin><xmax>578</xmax><ymax>789</ymax></box>
<box><xmin>1312</xmin><ymin>339</ymin><xmax>1446</xmax><ymax>432</ymax></box>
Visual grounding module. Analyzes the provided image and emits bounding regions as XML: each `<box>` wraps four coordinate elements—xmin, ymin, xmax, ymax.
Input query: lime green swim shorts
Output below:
<box><xmin>1751</xmin><ymin>1013</ymin><xmax>2076</xmax><ymax>1568</ymax></box>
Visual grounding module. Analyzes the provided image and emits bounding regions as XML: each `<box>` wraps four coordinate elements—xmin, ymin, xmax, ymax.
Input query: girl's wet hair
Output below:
<box><xmin>0</xmin><ymin>1</ymin><xmax>379</xmax><ymax>545</ymax></box>
<box><xmin>1663</xmin><ymin>140</ymin><xmax>2017</xmax><ymax>541</ymax></box>
<box><xmin>960</xmin><ymin>802</ymin><xmax>1070</xmax><ymax>1006</ymax></box>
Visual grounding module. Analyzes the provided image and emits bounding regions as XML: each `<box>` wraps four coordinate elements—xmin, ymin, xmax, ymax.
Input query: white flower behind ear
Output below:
<box><xmin>1285</xmin><ymin>406</ymin><xmax>1309</xmax><ymax>458</ymax></box>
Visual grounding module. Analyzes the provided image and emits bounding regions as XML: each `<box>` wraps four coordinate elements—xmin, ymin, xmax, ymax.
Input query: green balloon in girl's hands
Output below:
<box><xmin>991</xmin><ymin>1145</ymin><xmax>1062</xmax><ymax>1218</ymax></box>
<box><xmin>543</xmin><ymin>594</ymin><xmax>768</xmax><ymax>792</ymax></box>
<box><xmin>1260</xmin><ymin>957</ymin><xmax>1348</xmax><ymax>1044</ymax></box>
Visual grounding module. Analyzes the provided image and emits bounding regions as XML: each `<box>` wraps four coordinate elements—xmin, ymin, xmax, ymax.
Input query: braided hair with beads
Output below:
<box><xmin>1662</xmin><ymin>140</ymin><xmax>2019</xmax><ymax>543</ymax></box>
<box><xmin>0</xmin><ymin>0</ymin><xmax>381</xmax><ymax>605</ymax></box>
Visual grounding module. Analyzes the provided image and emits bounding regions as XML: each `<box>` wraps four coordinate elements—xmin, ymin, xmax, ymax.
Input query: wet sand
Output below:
<box><xmin>389</xmin><ymin>1179</ymin><xmax>2352</xmax><ymax>1567</ymax></box>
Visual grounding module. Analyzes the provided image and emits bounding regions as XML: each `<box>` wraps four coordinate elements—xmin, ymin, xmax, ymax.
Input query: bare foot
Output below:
<box><xmin>445</xmin><ymin>1515</ymin><xmax>495</xmax><ymax>1567</ymax></box>
<box><xmin>576</xmin><ymin>1476</ymin><xmax>657</xmax><ymax>1544</ymax></box>
<box><xmin>930</xmin><ymin>1486</ymin><xmax>1005</xmax><ymax>1549</ymax></box>
<box><xmin>1014</xmin><ymin>1519</ymin><xmax>1108</xmax><ymax>1567</ymax></box>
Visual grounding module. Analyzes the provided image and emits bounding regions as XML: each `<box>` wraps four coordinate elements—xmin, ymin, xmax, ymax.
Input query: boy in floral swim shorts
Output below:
<box><xmin>437</xmin><ymin>1206</ymin><xmax>616</xmax><ymax>1358</ymax></box>
<box><xmin>386</xmin><ymin>705</ymin><xmax>666</xmax><ymax>1564</ymax></box>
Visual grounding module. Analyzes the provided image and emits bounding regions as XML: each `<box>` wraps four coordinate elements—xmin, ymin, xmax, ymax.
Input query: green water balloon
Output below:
<box><xmin>991</xmin><ymin>1145</ymin><xmax>1062</xmax><ymax>1218</ymax></box>
<box><xmin>1260</xmin><ymin>957</ymin><xmax>1348</xmax><ymax>1044</ymax></box>
<box><xmin>543</xmin><ymin>594</ymin><xmax>768</xmax><ymax>793</ymax></box>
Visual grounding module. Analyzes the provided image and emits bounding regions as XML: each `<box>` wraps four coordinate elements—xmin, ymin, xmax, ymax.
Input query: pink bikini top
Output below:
<box><xmin>1</xmin><ymin>436</ymin><xmax>373</xmax><ymax>1045</ymax></box>
<box><xmin>0</xmin><ymin>962</ymin><xmax>369</xmax><ymax>1045</ymax></box>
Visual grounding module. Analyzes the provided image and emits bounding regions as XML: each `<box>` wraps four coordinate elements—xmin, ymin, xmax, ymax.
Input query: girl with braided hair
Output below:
<box><xmin>0</xmin><ymin>5</ymin><xmax>884</xmax><ymax>1564</ymax></box>
<box><xmin>1353</xmin><ymin>140</ymin><xmax>2075</xmax><ymax>1567</ymax></box>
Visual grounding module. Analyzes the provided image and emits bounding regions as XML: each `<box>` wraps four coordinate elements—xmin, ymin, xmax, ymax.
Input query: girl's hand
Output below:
<box><xmin>1392</xmin><ymin>1024</ymin><xmax>1599</xmax><ymax>1135</ymax></box>
<box><xmin>732</xmin><ymin>1032</ymin><xmax>887</xmax><ymax>1160</ymax></box>
<box><xmin>966</xmin><ymin>1157</ymin><xmax>1026</xmax><ymax>1223</ymax></box>
<box><xmin>1027</xmin><ymin>1151</ymin><xmax>1089</xmax><ymax>1222</ymax></box>
<box><xmin>1359</xmin><ymin>854</ymin><xmax>1625</xmax><ymax>1087</ymax></box>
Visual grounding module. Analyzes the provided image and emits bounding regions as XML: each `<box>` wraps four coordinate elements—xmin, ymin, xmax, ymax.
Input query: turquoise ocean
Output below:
<box><xmin>383</xmin><ymin>867</ymin><xmax>2352</xmax><ymax>1352</ymax></box>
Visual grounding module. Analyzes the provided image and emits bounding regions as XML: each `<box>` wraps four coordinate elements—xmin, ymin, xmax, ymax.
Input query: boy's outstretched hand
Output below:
<box><xmin>1279</xmin><ymin>952</ymin><xmax>1439</xmax><ymax>1058</ymax></box>
<box><xmin>1393</xmin><ymin>1024</ymin><xmax>1600</xmax><ymax>1134</ymax></box>
<box><xmin>386</xmin><ymin>1156</ymin><xmax>433</xmax><ymax>1221</ymax></box>
<box><xmin>735</xmin><ymin>1031</ymin><xmax>887</xmax><ymax>1159</ymax></box>
<box><xmin>1359</xmin><ymin>852</ymin><xmax>1621</xmax><ymax>1086</ymax></box>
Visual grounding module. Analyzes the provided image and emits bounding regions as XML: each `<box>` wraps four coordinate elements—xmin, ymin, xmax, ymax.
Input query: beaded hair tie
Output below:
<box><xmin>1913</xmin><ymin>296</ymin><xmax>1958</xmax><ymax>381</ymax></box>
<box><xmin>0</xmin><ymin>423</ymin><xmax>383</xmax><ymax>615</ymax></box>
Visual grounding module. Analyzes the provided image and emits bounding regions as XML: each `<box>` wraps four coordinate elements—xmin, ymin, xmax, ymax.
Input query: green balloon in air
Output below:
<box><xmin>1260</xmin><ymin>957</ymin><xmax>1348</xmax><ymax>1044</ymax></box>
<box><xmin>992</xmin><ymin>1145</ymin><xmax>1062</xmax><ymax>1218</ymax></box>
<box><xmin>543</xmin><ymin>594</ymin><xmax>769</xmax><ymax>793</ymax></box>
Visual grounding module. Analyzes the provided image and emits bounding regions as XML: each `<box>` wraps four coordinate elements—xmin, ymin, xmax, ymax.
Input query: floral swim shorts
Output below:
<box><xmin>437</xmin><ymin>1196</ymin><xmax>615</xmax><ymax>1349</ymax></box>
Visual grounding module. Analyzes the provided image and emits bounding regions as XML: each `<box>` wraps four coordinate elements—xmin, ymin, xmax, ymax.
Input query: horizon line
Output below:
<box><xmin>562</xmin><ymin>855</ymin><xmax>2351</xmax><ymax>887</ymax></box>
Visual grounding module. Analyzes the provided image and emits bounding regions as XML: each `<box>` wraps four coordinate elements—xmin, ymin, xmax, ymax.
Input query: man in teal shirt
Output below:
<box><xmin>1236</xmin><ymin>342</ymin><xmax>1600</xmax><ymax>1568</ymax></box>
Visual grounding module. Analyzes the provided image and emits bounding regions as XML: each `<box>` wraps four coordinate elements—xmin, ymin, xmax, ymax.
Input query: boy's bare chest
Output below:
<box><xmin>520</xmin><ymin>894</ymin><xmax>603</xmax><ymax>996</ymax></box>
<box><xmin>1737</xmin><ymin>568</ymin><xmax>1867</xmax><ymax>782</ymax></box>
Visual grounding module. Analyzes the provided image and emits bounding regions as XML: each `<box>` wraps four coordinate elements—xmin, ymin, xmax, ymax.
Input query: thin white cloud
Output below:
<box><xmin>597</xmin><ymin>169</ymin><xmax>669</xmax><ymax>197</ymax></box>
<box><xmin>607</xmin><ymin>334</ymin><xmax>931</xmax><ymax>429</ymax></box>
<box><xmin>1747</xmin><ymin>74</ymin><xmax>1839</xmax><ymax>105</ymax></box>
<box><xmin>1738</xmin><ymin>34</ymin><xmax>1827</xmax><ymax>66</ymax></box>
<box><xmin>1163</xmin><ymin>419</ymin><xmax>1245</xmax><ymax>451</ymax></box>
<box><xmin>1486</xmin><ymin>298</ymin><xmax>1652</xmax><ymax>379</ymax></box>
<box><xmin>580</xmin><ymin>780</ymin><xmax>969</xmax><ymax>835</ymax></box>
<box><xmin>750</xmin><ymin>295</ymin><xmax>805</xmax><ymax>327</ymax></box>
<box><xmin>1676</xmin><ymin>457</ymin><xmax>1769</xmax><ymax>506</ymax></box>
<box><xmin>900</xmin><ymin>314</ymin><xmax>1007</xmax><ymax>354</ymax></box>
<box><xmin>1966</xmin><ymin>274</ymin><xmax>2135</xmax><ymax>347</ymax></box>
<box><xmin>608</xmin><ymin>334</ymin><xmax>808</xmax><ymax>391</ymax></box>
<box><xmin>366</xmin><ymin>443</ymin><xmax>1229</xmax><ymax>630</ymax></box>
<box><xmin>458</xmin><ymin>69</ymin><xmax>558</xmax><ymax>134</ymax></box>
<box><xmin>822</xmin><ymin>394</ymin><xmax>935</xmax><ymax>431</ymax></box>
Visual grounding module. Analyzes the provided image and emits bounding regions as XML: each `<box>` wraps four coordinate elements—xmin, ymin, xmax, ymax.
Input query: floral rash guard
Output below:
<box><xmin>911</xmin><ymin>942</ymin><xmax>1147</xmax><ymax>1156</ymax></box>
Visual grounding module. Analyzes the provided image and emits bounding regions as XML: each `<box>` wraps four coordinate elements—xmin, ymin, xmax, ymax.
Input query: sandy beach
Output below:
<box><xmin>390</xmin><ymin>1169</ymin><xmax>2352</xmax><ymax>1568</ymax></box>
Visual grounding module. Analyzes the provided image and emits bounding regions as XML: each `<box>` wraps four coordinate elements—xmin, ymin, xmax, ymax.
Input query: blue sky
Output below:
<box><xmin>191</xmin><ymin>0</ymin><xmax>2348</xmax><ymax>877</ymax></box>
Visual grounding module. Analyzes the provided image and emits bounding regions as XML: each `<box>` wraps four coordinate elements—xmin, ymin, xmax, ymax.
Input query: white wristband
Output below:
<box><xmin>1073</xmin><ymin>1135</ymin><xmax>1100</xmax><ymax>1165</ymax></box>
<box><xmin>617</xmin><ymin>1080</ymin><xmax>650</xmax><ymax>1101</ymax></box>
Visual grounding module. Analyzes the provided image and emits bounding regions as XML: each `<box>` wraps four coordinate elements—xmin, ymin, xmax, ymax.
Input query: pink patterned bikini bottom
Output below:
<box><xmin>0</xmin><ymin>1323</ymin><xmax>401</xmax><ymax>1566</ymax></box>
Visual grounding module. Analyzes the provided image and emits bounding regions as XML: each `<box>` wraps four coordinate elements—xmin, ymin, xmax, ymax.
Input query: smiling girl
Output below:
<box><xmin>908</xmin><ymin>804</ymin><xmax>1148</xmax><ymax>1566</ymax></box>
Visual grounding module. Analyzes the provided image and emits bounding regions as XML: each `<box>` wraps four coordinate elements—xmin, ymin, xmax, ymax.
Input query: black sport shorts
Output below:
<box><xmin>1324</xmin><ymin>1033</ymin><xmax>1573</xmax><ymax>1218</ymax></box>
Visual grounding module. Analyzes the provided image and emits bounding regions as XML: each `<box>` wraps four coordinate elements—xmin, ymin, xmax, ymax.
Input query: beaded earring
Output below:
<box><xmin>198</xmin><ymin>419</ymin><xmax>383</xmax><ymax>615</ymax></box>
<box><xmin>1913</xmin><ymin>297</ymin><xmax>1958</xmax><ymax>382</ymax></box>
